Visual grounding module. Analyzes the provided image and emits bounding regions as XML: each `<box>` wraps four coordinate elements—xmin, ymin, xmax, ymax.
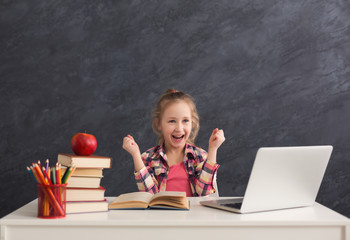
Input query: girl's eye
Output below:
<box><xmin>169</xmin><ymin>120</ymin><xmax>176</xmax><ymax>123</ymax></box>
<box><xmin>183</xmin><ymin>119</ymin><xmax>190</xmax><ymax>123</ymax></box>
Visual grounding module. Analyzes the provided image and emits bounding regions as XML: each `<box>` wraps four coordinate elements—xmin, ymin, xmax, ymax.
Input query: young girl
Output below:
<box><xmin>122</xmin><ymin>89</ymin><xmax>225</xmax><ymax>197</ymax></box>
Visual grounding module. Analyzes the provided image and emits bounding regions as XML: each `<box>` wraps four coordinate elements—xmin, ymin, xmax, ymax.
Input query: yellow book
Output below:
<box><xmin>108</xmin><ymin>191</ymin><xmax>189</xmax><ymax>210</ymax></box>
<box><xmin>61</xmin><ymin>167</ymin><xmax>103</xmax><ymax>177</ymax></box>
<box><xmin>66</xmin><ymin>176</ymin><xmax>102</xmax><ymax>188</ymax></box>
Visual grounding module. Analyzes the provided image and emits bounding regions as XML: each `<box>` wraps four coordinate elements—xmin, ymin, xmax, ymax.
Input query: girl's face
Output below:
<box><xmin>158</xmin><ymin>100</ymin><xmax>192</xmax><ymax>151</ymax></box>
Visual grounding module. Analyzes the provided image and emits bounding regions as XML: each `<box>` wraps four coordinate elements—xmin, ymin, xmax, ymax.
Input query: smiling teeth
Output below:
<box><xmin>173</xmin><ymin>135</ymin><xmax>184</xmax><ymax>139</ymax></box>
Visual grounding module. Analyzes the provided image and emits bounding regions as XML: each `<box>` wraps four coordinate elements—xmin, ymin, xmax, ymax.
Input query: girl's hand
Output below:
<box><xmin>122</xmin><ymin>135</ymin><xmax>141</xmax><ymax>157</ymax></box>
<box><xmin>123</xmin><ymin>135</ymin><xmax>145</xmax><ymax>171</ymax></box>
<box><xmin>208</xmin><ymin>128</ymin><xmax>225</xmax><ymax>151</ymax></box>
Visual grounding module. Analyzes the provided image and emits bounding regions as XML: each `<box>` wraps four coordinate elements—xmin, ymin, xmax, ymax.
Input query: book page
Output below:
<box><xmin>109</xmin><ymin>191</ymin><xmax>189</xmax><ymax>210</ymax></box>
<box><xmin>112</xmin><ymin>192</ymin><xmax>153</xmax><ymax>204</ymax></box>
<box><xmin>151</xmin><ymin>191</ymin><xmax>186</xmax><ymax>201</ymax></box>
<box><xmin>149</xmin><ymin>191</ymin><xmax>188</xmax><ymax>209</ymax></box>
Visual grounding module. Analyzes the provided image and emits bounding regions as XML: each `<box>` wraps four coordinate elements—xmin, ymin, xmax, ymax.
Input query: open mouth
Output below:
<box><xmin>172</xmin><ymin>135</ymin><xmax>184</xmax><ymax>142</ymax></box>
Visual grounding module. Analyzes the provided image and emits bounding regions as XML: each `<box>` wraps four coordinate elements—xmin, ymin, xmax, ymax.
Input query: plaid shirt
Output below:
<box><xmin>134</xmin><ymin>143</ymin><xmax>219</xmax><ymax>196</ymax></box>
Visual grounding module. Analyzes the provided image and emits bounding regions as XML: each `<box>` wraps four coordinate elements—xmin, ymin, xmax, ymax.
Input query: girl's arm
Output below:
<box><xmin>207</xmin><ymin>128</ymin><xmax>225</xmax><ymax>163</ymax></box>
<box><xmin>122</xmin><ymin>135</ymin><xmax>159</xmax><ymax>193</ymax></box>
<box><xmin>122</xmin><ymin>135</ymin><xmax>145</xmax><ymax>171</ymax></box>
<box><xmin>193</xmin><ymin>160</ymin><xmax>219</xmax><ymax>196</ymax></box>
<box><xmin>134</xmin><ymin>159</ymin><xmax>159</xmax><ymax>194</ymax></box>
<box><xmin>193</xmin><ymin>129</ymin><xmax>225</xmax><ymax>196</ymax></box>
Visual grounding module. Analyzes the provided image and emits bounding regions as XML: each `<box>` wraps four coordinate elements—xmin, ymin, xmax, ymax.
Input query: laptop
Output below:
<box><xmin>200</xmin><ymin>145</ymin><xmax>333</xmax><ymax>214</ymax></box>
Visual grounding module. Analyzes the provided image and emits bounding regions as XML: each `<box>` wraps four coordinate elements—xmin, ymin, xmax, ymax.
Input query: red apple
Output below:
<box><xmin>71</xmin><ymin>132</ymin><xmax>97</xmax><ymax>156</ymax></box>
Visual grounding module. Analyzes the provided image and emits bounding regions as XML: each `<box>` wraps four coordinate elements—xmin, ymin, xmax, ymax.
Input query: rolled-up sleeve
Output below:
<box><xmin>194</xmin><ymin>160</ymin><xmax>220</xmax><ymax>196</ymax></box>
<box><xmin>134</xmin><ymin>152</ymin><xmax>159</xmax><ymax>194</ymax></box>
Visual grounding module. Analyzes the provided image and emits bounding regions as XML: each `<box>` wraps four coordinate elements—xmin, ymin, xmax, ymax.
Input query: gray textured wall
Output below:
<box><xmin>1</xmin><ymin>0</ymin><xmax>349</xmax><ymax>218</ymax></box>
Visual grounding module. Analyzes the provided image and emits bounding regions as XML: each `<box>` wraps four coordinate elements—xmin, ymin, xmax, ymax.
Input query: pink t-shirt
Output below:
<box><xmin>165</xmin><ymin>161</ymin><xmax>193</xmax><ymax>197</ymax></box>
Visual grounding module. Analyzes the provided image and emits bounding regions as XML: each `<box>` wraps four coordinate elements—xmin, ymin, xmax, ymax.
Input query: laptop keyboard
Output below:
<box><xmin>221</xmin><ymin>202</ymin><xmax>242</xmax><ymax>209</ymax></box>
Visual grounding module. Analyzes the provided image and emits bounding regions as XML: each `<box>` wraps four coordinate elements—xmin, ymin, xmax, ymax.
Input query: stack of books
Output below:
<box><xmin>58</xmin><ymin>154</ymin><xmax>112</xmax><ymax>214</ymax></box>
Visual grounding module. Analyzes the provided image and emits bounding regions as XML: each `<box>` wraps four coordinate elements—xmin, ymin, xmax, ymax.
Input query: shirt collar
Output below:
<box><xmin>184</xmin><ymin>143</ymin><xmax>196</xmax><ymax>159</ymax></box>
<box><xmin>158</xmin><ymin>144</ymin><xmax>167</xmax><ymax>159</ymax></box>
<box><xmin>157</xmin><ymin>143</ymin><xmax>196</xmax><ymax>159</ymax></box>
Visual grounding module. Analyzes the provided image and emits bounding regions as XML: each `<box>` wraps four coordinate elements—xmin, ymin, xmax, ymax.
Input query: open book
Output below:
<box><xmin>108</xmin><ymin>191</ymin><xmax>189</xmax><ymax>210</ymax></box>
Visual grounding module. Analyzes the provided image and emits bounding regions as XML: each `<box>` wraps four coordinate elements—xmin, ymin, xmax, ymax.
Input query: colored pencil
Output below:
<box><xmin>52</xmin><ymin>166</ymin><xmax>56</xmax><ymax>184</ymax></box>
<box><xmin>64</xmin><ymin>165</ymin><xmax>76</xmax><ymax>184</ymax></box>
<box><xmin>33</xmin><ymin>163</ymin><xmax>46</xmax><ymax>184</ymax></box>
<box><xmin>61</xmin><ymin>166</ymin><xmax>71</xmax><ymax>184</ymax></box>
<box><xmin>55</xmin><ymin>163</ymin><xmax>59</xmax><ymax>184</ymax></box>
<box><xmin>48</xmin><ymin>167</ymin><xmax>51</xmax><ymax>181</ymax></box>
<box><xmin>30</xmin><ymin>165</ymin><xmax>40</xmax><ymax>183</ymax></box>
<box><xmin>45</xmin><ymin>159</ymin><xmax>49</xmax><ymax>173</ymax></box>
<box><xmin>58</xmin><ymin>164</ymin><xmax>62</xmax><ymax>184</ymax></box>
<box><xmin>27</xmin><ymin>167</ymin><xmax>37</xmax><ymax>182</ymax></box>
<box><xmin>42</xmin><ymin>167</ymin><xmax>53</xmax><ymax>185</ymax></box>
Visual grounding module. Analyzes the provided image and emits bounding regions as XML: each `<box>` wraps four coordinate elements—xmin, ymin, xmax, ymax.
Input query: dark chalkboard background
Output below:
<box><xmin>1</xmin><ymin>0</ymin><xmax>349</xmax><ymax>218</ymax></box>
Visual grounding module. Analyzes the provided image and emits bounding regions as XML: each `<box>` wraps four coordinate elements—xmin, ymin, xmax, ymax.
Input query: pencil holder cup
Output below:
<box><xmin>37</xmin><ymin>184</ymin><xmax>67</xmax><ymax>219</ymax></box>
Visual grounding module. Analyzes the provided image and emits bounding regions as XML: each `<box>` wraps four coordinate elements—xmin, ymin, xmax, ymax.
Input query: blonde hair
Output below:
<box><xmin>152</xmin><ymin>88</ymin><xmax>200</xmax><ymax>145</ymax></box>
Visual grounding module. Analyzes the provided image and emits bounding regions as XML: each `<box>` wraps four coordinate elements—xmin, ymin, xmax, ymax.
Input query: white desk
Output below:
<box><xmin>1</xmin><ymin>197</ymin><xmax>349</xmax><ymax>240</ymax></box>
